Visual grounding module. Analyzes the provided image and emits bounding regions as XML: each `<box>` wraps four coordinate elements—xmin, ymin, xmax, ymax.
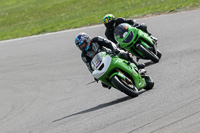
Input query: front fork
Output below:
<box><xmin>152</xmin><ymin>42</ymin><xmax>158</xmax><ymax>55</ymax></box>
<box><xmin>136</xmin><ymin>41</ymin><xmax>157</xmax><ymax>56</ymax></box>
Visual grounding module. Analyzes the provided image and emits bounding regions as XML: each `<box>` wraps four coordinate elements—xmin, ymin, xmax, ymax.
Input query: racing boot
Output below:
<box><xmin>150</xmin><ymin>36</ymin><xmax>158</xmax><ymax>44</ymax></box>
<box><xmin>146</xmin><ymin>31</ymin><xmax>157</xmax><ymax>43</ymax></box>
<box><xmin>102</xmin><ymin>82</ymin><xmax>111</xmax><ymax>89</ymax></box>
<box><xmin>136</xmin><ymin>57</ymin><xmax>140</xmax><ymax>62</ymax></box>
<box><xmin>136</xmin><ymin>63</ymin><xmax>145</xmax><ymax>69</ymax></box>
<box><xmin>128</xmin><ymin>53</ymin><xmax>145</xmax><ymax>69</ymax></box>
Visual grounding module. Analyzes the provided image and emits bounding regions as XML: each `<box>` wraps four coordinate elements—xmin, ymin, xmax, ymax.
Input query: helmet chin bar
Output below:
<box><xmin>85</xmin><ymin>42</ymin><xmax>90</xmax><ymax>51</ymax></box>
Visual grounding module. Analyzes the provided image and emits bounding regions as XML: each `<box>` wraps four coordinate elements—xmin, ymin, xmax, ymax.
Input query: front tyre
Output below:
<box><xmin>137</xmin><ymin>45</ymin><xmax>159</xmax><ymax>63</ymax></box>
<box><xmin>111</xmin><ymin>76</ymin><xmax>139</xmax><ymax>97</ymax></box>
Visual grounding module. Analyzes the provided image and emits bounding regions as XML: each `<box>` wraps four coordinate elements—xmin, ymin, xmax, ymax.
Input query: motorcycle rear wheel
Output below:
<box><xmin>111</xmin><ymin>75</ymin><xmax>139</xmax><ymax>97</ymax></box>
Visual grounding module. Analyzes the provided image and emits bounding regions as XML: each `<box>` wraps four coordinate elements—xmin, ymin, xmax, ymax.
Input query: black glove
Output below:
<box><xmin>132</xmin><ymin>20</ymin><xmax>139</xmax><ymax>27</ymax></box>
<box><xmin>116</xmin><ymin>42</ymin><xmax>120</xmax><ymax>48</ymax></box>
<box><xmin>113</xmin><ymin>49</ymin><xmax>120</xmax><ymax>56</ymax></box>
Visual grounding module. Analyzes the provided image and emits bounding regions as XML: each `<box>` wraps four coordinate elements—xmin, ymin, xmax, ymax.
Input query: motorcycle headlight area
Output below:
<box><xmin>91</xmin><ymin>60</ymin><xmax>102</xmax><ymax>70</ymax></box>
<box><xmin>122</xmin><ymin>31</ymin><xmax>134</xmax><ymax>44</ymax></box>
<box><xmin>91</xmin><ymin>63</ymin><xmax>96</xmax><ymax>71</ymax></box>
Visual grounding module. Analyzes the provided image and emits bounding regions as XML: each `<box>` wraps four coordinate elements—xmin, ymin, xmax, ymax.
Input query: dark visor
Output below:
<box><xmin>114</xmin><ymin>24</ymin><xmax>129</xmax><ymax>39</ymax></box>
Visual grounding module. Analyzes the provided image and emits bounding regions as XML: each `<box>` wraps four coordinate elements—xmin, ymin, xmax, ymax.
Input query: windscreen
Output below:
<box><xmin>91</xmin><ymin>53</ymin><xmax>103</xmax><ymax>70</ymax></box>
<box><xmin>122</xmin><ymin>31</ymin><xmax>134</xmax><ymax>43</ymax></box>
<box><xmin>114</xmin><ymin>24</ymin><xmax>129</xmax><ymax>39</ymax></box>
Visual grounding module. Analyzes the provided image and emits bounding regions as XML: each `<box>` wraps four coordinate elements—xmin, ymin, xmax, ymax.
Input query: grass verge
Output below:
<box><xmin>0</xmin><ymin>0</ymin><xmax>199</xmax><ymax>41</ymax></box>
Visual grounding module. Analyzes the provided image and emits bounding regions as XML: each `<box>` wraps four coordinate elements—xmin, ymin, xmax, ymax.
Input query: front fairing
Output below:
<box><xmin>118</xmin><ymin>27</ymin><xmax>139</xmax><ymax>49</ymax></box>
<box><xmin>91</xmin><ymin>52</ymin><xmax>111</xmax><ymax>79</ymax></box>
<box><xmin>92</xmin><ymin>52</ymin><xmax>146</xmax><ymax>90</ymax></box>
<box><xmin>123</xmin><ymin>28</ymin><xmax>157</xmax><ymax>58</ymax></box>
<box><xmin>109</xmin><ymin>57</ymin><xmax>146</xmax><ymax>89</ymax></box>
<box><xmin>137</xmin><ymin>30</ymin><xmax>154</xmax><ymax>46</ymax></box>
<box><xmin>137</xmin><ymin>30</ymin><xmax>158</xmax><ymax>55</ymax></box>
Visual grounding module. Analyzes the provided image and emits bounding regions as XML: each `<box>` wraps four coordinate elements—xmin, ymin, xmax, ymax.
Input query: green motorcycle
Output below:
<box><xmin>91</xmin><ymin>51</ymin><xmax>154</xmax><ymax>97</ymax></box>
<box><xmin>114</xmin><ymin>23</ymin><xmax>162</xmax><ymax>63</ymax></box>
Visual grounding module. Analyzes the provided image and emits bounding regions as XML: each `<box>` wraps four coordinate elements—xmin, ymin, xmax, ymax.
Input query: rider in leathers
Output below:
<box><xmin>75</xmin><ymin>32</ymin><xmax>145</xmax><ymax>89</ymax></box>
<box><xmin>103</xmin><ymin>14</ymin><xmax>157</xmax><ymax>44</ymax></box>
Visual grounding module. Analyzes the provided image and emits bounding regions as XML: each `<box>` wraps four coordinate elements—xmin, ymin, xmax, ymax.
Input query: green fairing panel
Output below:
<box><xmin>126</xmin><ymin>28</ymin><xmax>154</xmax><ymax>56</ymax></box>
<box><xmin>99</xmin><ymin>57</ymin><xmax>146</xmax><ymax>89</ymax></box>
<box><xmin>137</xmin><ymin>30</ymin><xmax>154</xmax><ymax>46</ymax></box>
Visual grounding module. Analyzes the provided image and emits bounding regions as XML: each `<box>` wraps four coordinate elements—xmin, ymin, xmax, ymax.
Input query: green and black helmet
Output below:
<box><xmin>103</xmin><ymin>14</ymin><xmax>115</xmax><ymax>30</ymax></box>
<box><xmin>114</xmin><ymin>23</ymin><xmax>134</xmax><ymax>47</ymax></box>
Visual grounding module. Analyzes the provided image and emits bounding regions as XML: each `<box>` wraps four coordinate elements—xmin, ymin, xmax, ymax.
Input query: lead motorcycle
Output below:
<box><xmin>114</xmin><ymin>23</ymin><xmax>162</xmax><ymax>63</ymax></box>
<box><xmin>91</xmin><ymin>51</ymin><xmax>154</xmax><ymax>97</ymax></box>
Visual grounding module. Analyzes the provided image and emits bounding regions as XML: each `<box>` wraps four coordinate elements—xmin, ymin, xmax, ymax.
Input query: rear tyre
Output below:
<box><xmin>142</xmin><ymin>75</ymin><xmax>154</xmax><ymax>90</ymax></box>
<box><xmin>137</xmin><ymin>45</ymin><xmax>159</xmax><ymax>63</ymax></box>
<box><xmin>111</xmin><ymin>76</ymin><xmax>139</xmax><ymax>97</ymax></box>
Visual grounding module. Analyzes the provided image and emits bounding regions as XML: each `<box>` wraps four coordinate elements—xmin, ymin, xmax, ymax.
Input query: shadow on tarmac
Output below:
<box><xmin>52</xmin><ymin>96</ymin><xmax>133</xmax><ymax>122</ymax></box>
<box><xmin>52</xmin><ymin>88</ymin><xmax>147</xmax><ymax>123</ymax></box>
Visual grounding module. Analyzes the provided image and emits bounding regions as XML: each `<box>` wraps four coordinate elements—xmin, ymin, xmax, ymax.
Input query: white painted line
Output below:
<box><xmin>0</xmin><ymin>24</ymin><xmax>103</xmax><ymax>44</ymax></box>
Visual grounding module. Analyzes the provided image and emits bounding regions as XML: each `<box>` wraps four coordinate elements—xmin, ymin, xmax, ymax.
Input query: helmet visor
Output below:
<box><xmin>122</xmin><ymin>31</ymin><xmax>134</xmax><ymax>44</ymax></box>
<box><xmin>114</xmin><ymin>25</ymin><xmax>129</xmax><ymax>39</ymax></box>
<box><xmin>77</xmin><ymin>42</ymin><xmax>86</xmax><ymax>51</ymax></box>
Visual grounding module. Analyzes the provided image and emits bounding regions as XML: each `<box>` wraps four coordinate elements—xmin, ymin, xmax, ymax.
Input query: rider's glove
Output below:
<box><xmin>116</xmin><ymin>42</ymin><xmax>120</xmax><ymax>48</ymax></box>
<box><xmin>132</xmin><ymin>20</ymin><xmax>139</xmax><ymax>27</ymax></box>
<box><xmin>113</xmin><ymin>49</ymin><xmax>120</xmax><ymax>56</ymax></box>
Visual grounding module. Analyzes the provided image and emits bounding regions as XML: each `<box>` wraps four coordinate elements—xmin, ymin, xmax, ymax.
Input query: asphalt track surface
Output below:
<box><xmin>0</xmin><ymin>9</ymin><xmax>200</xmax><ymax>133</ymax></box>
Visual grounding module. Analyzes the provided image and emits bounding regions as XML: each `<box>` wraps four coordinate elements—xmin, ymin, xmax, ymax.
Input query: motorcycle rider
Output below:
<box><xmin>75</xmin><ymin>32</ymin><xmax>145</xmax><ymax>89</ymax></box>
<box><xmin>103</xmin><ymin>14</ymin><xmax>157</xmax><ymax>44</ymax></box>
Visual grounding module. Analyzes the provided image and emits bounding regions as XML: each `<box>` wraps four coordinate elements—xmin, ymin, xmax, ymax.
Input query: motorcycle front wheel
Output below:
<box><xmin>111</xmin><ymin>75</ymin><xmax>139</xmax><ymax>97</ymax></box>
<box><xmin>137</xmin><ymin>45</ymin><xmax>159</xmax><ymax>63</ymax></box>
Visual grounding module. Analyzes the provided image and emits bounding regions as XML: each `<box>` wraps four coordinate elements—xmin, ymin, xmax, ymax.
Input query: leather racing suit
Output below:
<box><xmin>105</xmin><ymin>17</ymin><xmax>150</xmax><ymax>44</ymax></box>
<box><xmin>81</xmin><ymin>36</ymin><xmax>135</xmax><ymax>73</ymax></box>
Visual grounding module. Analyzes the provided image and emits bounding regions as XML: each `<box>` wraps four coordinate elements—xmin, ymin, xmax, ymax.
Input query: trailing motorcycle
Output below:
<box><xmin>114</xmin><ymin>23</ymin><xmax>162</xmax><ymax>63</ymax></box>
<box><xmin>91</xmin><ymin>51</ymin><xmax>154</xmax><ymax>97</ymax></box>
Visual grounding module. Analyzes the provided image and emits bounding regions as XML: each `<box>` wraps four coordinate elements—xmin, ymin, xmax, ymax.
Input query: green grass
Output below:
<box><xmin>0</xmin><ymin>0</ymin><xmax>199</xmax><ymax>41</ymax></box>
